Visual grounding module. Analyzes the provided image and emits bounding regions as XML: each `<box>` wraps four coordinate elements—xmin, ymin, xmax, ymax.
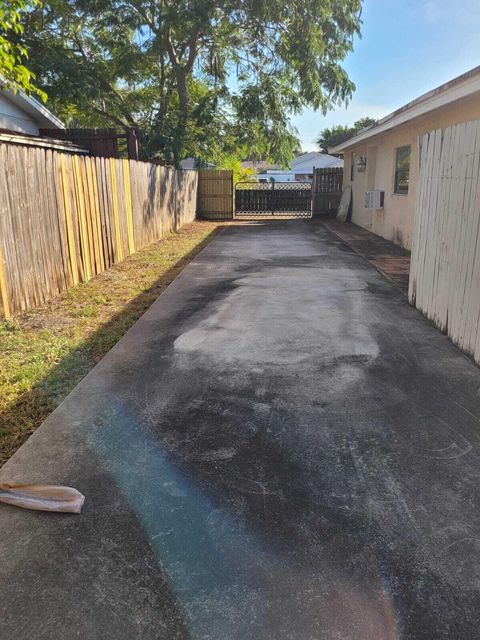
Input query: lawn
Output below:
<box><xmin>0</xmin><ymin>220</ymin><xmax>223</xmax><ymax>466</ymax></box>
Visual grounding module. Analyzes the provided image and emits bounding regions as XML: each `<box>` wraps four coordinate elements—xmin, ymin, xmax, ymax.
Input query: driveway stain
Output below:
<box><xmin>1</xmin><ymin>220</ymin><xmax>480</xmax><ymax>639</ymax></box>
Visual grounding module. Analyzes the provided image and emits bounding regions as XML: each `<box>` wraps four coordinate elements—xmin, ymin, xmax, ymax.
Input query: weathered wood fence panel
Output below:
<box><xmin>312</xmin><ymin>167</ymin><xmax>343</xmax><ymax>215</ymax></box>
<box><xmin>0</xmin><ymin>144</ymin><xmax>198</xmax><ymax>317</ymax></box>
<box><xmin>409</xmin><ymin>119</ymin><xmax>480</xmax><ymax>363</ymax></box>
<box><xmin>197</xmin><ymin>169</ymin><xmax>233</xmax><ymax>219</ymax></box>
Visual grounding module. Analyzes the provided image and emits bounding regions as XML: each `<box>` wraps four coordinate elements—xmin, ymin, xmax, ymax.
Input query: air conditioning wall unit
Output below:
<box><xmin>365</xmin><ymin>190</ymin><xmax>384</xmax><ymax>209</ymax></box>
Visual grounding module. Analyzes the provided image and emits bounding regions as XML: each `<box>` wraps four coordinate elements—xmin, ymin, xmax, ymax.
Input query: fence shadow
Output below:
<box><xmin>0</xmin><ymin>226</ymin><xmax>221</xmax><ymax>466</ymax></box>
<box><xmin>0</xmin><ymin>144</ymin><xmax>198</xmax><ymax>318</ymax></box>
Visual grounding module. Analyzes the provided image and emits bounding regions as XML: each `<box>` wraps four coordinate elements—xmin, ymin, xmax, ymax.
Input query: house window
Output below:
<box><xmin>394</xmin><ymin>146</ymin><xmax>411</xmax><ymax>194</ymax></box>
<box><xmin>350</xmin><ymin>152</ymin><xmax>356</xmax><ymax>181</ymax></box>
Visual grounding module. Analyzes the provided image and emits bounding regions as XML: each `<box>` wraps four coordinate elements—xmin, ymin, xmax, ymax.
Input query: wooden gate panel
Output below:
<box><xmin>312</xmin><ymin>167</ymin><xmax>343</xmax><ymax>216</ymax></box>
<box><xmin>197</xmin><ymin>170</ymin><xmax>233</xmax><ymax>219</ymax></box>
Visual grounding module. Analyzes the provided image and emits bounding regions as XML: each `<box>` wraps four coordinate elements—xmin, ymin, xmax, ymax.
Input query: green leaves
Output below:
<box><xmin>21</xmin><ymin>0</ymin><xmax>362</xmax><ymax>164</ymax></box>
<box><xmin>0</xmin><ymin>0</ymin><xmax>46</xmax><ymax>100</ymax></box>
<box><xmin>317</xmin><ymin>116</ymin><xmax>377</xmax><ymax>152</ymax></box>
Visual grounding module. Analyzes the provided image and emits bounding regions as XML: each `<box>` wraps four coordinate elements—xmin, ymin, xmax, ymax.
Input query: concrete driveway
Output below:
<box><xmin>2</xmin><ymin>220</ymin><xmax>480</xmax><ymax>639</ymax></box>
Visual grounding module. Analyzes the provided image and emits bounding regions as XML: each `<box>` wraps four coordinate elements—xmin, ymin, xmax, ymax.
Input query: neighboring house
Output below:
<box><xmin>180</xmin><ymin>158</ymin><xmax>215</xmax><ymax>169</ymax></box>
<box><xmin>290</xmin><ymin>151</ymin><xmax>343</xmax><ymax>181</ymax></box>
<box><xmin>257</xmin><ymin>170</ymin><xmax>297</xmax><ymax>183</ymax></box>
<box><xmin>257</xmin><ymin>151</ymin><xmax>343</xmax><ymax>183</ymax></box>
<box><xmin>329</xmin><ymin>65</ymin><xmax>480</xmax><ymax>250</ymax></box>
<box><xmin>0</xmin><ymin>89</ymin><xmax>136</xmax><ymax>157</ymax></box>
<box><xmin>0</xmin><ymin>87</ymin><xmax>64</xmax><ymax>135</ymax></box>
<box><xmin>241</xmin><ymin>159</ymin><xmax>280</xmax><ymax>173</ymax></box>
<box><xmin>0</xmin><ymin>87</ymin><xmax>86</xmax><ymax>153</ymax></box>
<box><xmin>179</xmin><ymin>158</ymin><xmax>196</xmax><ymax>169</ymax></box>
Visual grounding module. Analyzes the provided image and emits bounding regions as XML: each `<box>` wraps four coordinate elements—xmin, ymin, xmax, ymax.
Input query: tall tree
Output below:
<box><xmin>0</xmin><ymin>0</ymin><xmax>45</xmax><ymax>98</ymax></box>
<box><xmin>317</xmin><ymin>116</ymin><xmax>377</xmax><ymax>152</ymax></box>
<box><xmin>23</xmin><ymin>0</ymin><xmax>362</xmax><ymax>165</ymax></box>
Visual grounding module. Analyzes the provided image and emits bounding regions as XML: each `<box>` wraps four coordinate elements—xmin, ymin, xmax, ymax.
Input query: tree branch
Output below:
<box><xmin>184</xmin><ymin>30</ymin><xmax>200</xmax><ymax>72</ymax></box>
<box><xmin>91</xmin><ymin>105</ymin><xmax>133</xmax><ymax>127</ymax></box>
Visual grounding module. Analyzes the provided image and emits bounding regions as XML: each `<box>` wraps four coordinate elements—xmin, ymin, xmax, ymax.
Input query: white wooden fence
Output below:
<box><xmin>409</xmin><ymin>119</ymin><xmax>480</xmax><ymax>362</ymax></box>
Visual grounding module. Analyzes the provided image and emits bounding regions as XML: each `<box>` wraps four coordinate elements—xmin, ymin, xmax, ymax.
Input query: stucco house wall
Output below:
<box><xmin>338</xmin><ymin>84</ymin><xmax>480</xmax><ymax>250</ymax></box>
<box><xmin>0</xmin><ymin>89</ymin><xmax>63</xmax><ymax>135</ymax></box>
<box><xmin>0</xmin><ymin>93</ymin><xmax>40</xmax><ymax>134</ymax></box>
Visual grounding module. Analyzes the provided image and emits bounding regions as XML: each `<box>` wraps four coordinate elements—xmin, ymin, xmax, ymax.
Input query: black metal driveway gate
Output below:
<box><xmin>234</xmin><ymin>181</ymin><xmax>312</xmax><ymax>217</ymax></box>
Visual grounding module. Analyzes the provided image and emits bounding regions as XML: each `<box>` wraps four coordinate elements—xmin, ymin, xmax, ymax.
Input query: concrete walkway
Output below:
<box><xmin>2</xmin><ymin>220</ymin><xmax>480</xmax><ymax>639</ymax></box>
<box><xmin>323</xmin><ymin>220</ymin><xmax>411</xmax><ymax>294</ymax></box>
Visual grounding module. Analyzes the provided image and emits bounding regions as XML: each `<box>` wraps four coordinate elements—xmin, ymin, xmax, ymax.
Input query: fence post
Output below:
<box><xmin>0</xmin><ymin>245</ymin><xmax>10</xmax><ymax>319</ymax></box>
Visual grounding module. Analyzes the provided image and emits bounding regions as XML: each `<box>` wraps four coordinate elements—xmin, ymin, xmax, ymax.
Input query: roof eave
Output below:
<box><xmin>329</xmin><ymin>64</ymin><xmax>480</xmax><ymax>154</ymax></box>
<box><xmin>2</xmin><ymin>87</ymin><xmax>64</xmax><ymax>129</ymax></box>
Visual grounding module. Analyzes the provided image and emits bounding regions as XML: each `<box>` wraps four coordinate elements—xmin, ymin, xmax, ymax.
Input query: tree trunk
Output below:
<box><xmin>173</xmin><ymin>65</ymin><xmax>188</xmax><ymax>167</ymax></box>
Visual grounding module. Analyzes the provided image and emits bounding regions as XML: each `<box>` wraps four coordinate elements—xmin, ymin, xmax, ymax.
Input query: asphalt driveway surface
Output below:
<box><xmin>2</xmin><ymin>220</ymin><xmax>480</xmax><ymax>639</ymax></box>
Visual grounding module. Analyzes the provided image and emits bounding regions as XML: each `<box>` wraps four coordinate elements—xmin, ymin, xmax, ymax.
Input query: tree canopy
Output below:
<box><xmin>0</xmin><ymin>0</ymin><xmax>45</xmax><ymax>99</ymax></box>
<box><xmin>317</xmin><ymin>116</ymin><xmax>377</xmax><ymax>152</ymax></box>
<box><xmin>21</xmin><ymin>0</ymin><xmax>363</xmax><ymax>165</ymax></box>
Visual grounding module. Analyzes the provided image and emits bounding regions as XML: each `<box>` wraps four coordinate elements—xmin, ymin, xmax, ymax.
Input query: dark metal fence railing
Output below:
<box><xmin>234</xmin><ymin>181</ymin><xmax>312</xmax><ymax>217</ymax></box>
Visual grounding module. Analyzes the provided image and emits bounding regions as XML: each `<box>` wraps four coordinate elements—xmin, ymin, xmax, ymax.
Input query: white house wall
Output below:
<box><xmin>342</xmin><ymin>91</ymin><xmax>480</xmax><ymax>250</ymax></box>
<box><xmin>0</xmin><ymin>94</ymin><xmax>39</xmax><ymax>135</ymax></box>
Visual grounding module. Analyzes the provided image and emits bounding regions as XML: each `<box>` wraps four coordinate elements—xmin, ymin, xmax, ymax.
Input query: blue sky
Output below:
<box><xmin>292</xmin><ymin>0</ymin><xmax>480</xmax><ymax>151</ymax></box>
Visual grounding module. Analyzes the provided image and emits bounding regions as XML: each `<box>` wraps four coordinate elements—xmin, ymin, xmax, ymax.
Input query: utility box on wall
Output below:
<box><xmin>365</xmin><ymin>190</ymin><xmax>384</xmax><ymax>209</ymax></box>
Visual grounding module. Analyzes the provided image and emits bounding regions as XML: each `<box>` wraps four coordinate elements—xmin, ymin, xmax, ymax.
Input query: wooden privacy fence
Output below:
<box><xmin>312</xmin><ymin>167</ymin><xmax>343</xmax><ymax>215</ymax></box>
<box><xmin>409</xmin><ymin>119</ymin><xmax>480</xmax><ymax>363</ymax></box>
<box><xmin>197</xmin><ymin>169</ymin><xmax>233</xmax><ymax>219</ymax></box>
<box><xmin>0</xmin><ymin>144</ymin><xmax>197</xmax><ymax>317</ymax></box>
<box><xmin>40</xmin><ymin>127</ymin><xmax>140</xmax><ymax>159</ymax></box>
